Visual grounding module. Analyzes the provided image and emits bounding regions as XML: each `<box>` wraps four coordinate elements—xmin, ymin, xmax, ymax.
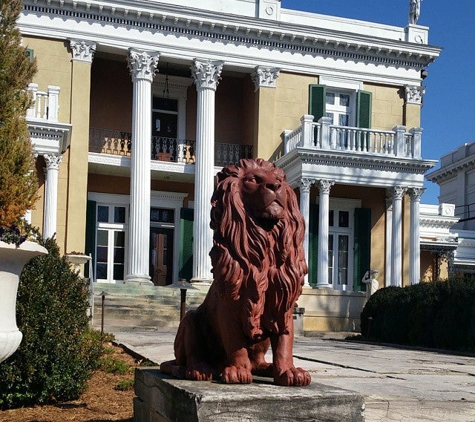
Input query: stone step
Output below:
<box><xmin>89</xmin><ymin>282</ymin><xmax>206</xmax><ymax>333</ymax></box>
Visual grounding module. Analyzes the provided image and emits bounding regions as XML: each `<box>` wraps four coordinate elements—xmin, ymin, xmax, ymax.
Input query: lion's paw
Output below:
<box><xmin>274</xmin><ymin>367</ymin><xmax>311</xmax><ymax>386</ymax></box>
<box><xmin>222</xmin><ymin>365</ymin><xmax>253</xmax><ymax>384</ymax></box>
<box><xmin>185</xmin><ymin>363</ymin><xmax>214</xmax><ymax>381</ymax></box>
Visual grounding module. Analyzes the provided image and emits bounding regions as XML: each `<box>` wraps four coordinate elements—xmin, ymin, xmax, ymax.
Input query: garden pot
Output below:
<box><xmin>0</xmin><ymin>240</ymin><xmax>47</xmax><ymax>363</ymax></box>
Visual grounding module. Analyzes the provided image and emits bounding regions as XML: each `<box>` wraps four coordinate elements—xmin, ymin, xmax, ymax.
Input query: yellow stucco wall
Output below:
<box><xmin>404</xmin><ymin>103</ymin><xmax>421</xmax><ymax>129</ymax></box>
<box><xmin>66</xmin><ymin>59</ymin><xmax>93</xmax><ymax>255</ymax></box>
<box><xmin>255</xmin><ymin>72</ymin><xmax>318</xmax><ymax>160</ymax></box>
<box><xmin>363</xmin><ymin>83</ymin><xmax>405</xmax><ymax>130</ymax></box>
<box><xmin>23</xmin><ymin>36</ymin><xmax>73</xmax><ymax>252</ymax></box>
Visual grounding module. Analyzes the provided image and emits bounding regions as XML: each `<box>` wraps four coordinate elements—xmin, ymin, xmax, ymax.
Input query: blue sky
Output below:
<box><xmin>282</xmin><ymin>0</ymin><xmax>475</xmax><ymax>204</ymax></box>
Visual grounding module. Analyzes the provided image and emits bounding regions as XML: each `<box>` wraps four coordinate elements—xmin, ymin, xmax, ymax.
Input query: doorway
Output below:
<box><xmin>150</xmin><ymin>228</ymin><xmax>174</xmax><ymax>286</ymax></box>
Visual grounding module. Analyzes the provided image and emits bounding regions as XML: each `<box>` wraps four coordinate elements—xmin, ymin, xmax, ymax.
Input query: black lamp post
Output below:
<box><xmin>165</xmin><ymin>278</ymin><xmax>197</xmax><ymax>320</ymax></box>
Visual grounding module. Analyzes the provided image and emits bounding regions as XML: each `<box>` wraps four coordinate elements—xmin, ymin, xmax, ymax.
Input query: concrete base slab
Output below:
<box><xmin>134</xmin><ymin>368</ymin><xmax>365</xmax><ymax>422</ymax></box>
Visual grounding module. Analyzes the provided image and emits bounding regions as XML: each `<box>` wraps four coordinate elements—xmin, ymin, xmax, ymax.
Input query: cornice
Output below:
<box><xmin>426</xmin><ymin>156</ymin><xmax>475</xmax><ymax>184</ymax></box>
<box><xmin>278</xmin><ymin>148</ymin><xmax>437</xmax><ymax>175</ymax></box>
<box><xmin>420</xmin><ymin>217</ymin><xmax>460</xmax><ymax>230</ymax></box>
<box><xmin>27</xmin><ymin>119</ymin><xmax>72</xmax><ymax>155</ymax></box>
<box><xmin>21</xmin><ymin>0</ymin><xmax>440</xmax><ymax>70</ymax></box>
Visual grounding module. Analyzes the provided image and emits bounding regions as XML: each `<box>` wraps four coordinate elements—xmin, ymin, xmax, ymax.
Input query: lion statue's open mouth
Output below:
<box><xmin>160</xmin><ymin>158</ymin><xmax>311</xmax><ymax>387</ymax></box>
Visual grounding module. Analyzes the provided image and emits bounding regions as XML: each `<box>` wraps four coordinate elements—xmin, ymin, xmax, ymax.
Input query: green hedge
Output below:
<box><xmin>0</xmin><ymin>237</ymin><xmax>104</xmax><ymax>409</ymax></box>
<box><xmin>360</xmin><ymin>278</ymin><xmax>475</xmax><ymax>351</ymax></box>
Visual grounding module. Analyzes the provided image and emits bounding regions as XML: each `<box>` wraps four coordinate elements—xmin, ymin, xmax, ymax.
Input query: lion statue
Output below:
<box><xmin>160</xmin><ymin>158</ymin><xmax>310</xmax><ymax>386</ymax></box>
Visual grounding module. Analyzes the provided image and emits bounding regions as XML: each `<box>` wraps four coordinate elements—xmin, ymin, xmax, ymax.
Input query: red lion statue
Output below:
<box><xmin>160</xmin><ymin>158</ymin><xmax>310</xmax><ymax>386</ymax></box>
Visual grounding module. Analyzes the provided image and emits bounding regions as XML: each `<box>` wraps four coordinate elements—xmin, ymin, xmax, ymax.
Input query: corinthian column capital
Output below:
<box><xmin>69</xmin><ymin>40</ymin><xmax>96</xmax><ymax>63</ymax></box>
<box><xmin>191</xmin><ymin>59</ymin><xmax>224</xmax><ymax>90</ymax></box>
<box><xmin>251</xmin><ymin>66</ymin><xmax>280</xmax><ymax>91</ymax></box>
<box><xmin>128</xmin><ymin>49</ymin><xmax>160</xmax><ymax>83</ymax></box>
<box><xmin>317</xmin><ymin>180</ymin><xmax>334</xmax><ymax>195</ymax></box>
<box><xmin>299</xmin><ymin>178</ymin><xmax>314</xmax><ymax>193</ymax></box>
<box><xmin>44</xmin><ymin>154</ymin><xmax>62</xmax><ymax>170</ymax></box>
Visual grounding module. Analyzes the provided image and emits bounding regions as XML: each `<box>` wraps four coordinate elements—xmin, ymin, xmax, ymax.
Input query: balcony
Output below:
<box><xmin>26</xmin><ymin>83</ymin><xmax>71</xmax><ymax>156</ymax></box>
<box><xmin>284</xmin><ymin>116</ymin><xmax>422</xmax><ymax>159</ymax></box>
<box><xmin>277</xmin><ymin>115</ymin><xmax>436</xmax><ymax>188</ymax></box>
<box><xmin>89</xmin><ymin>127</ymin><xmax>253</xmax><ymax>167</ymax></box>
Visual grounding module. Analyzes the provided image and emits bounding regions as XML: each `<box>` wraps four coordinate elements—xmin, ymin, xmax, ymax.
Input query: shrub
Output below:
<box><xmin>0</xmin><ymin>237</ymin><xmax>104</xmax><ymax>409</ymax></box>
<box><xmin>361</xmin><ymin>278</ymin><xmax>475</xmax><ymax>351</ymax></box>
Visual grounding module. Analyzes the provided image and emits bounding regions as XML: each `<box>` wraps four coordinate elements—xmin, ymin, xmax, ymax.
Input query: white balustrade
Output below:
<box><xmin>284</xmin><ymin>116</ymin><xmax>421</xmax><ymax>159</ymax></box>
<box><xmin>27</xmin><ymin>83</ymin><xmax>60</xmax><ymax>122</ymax></box>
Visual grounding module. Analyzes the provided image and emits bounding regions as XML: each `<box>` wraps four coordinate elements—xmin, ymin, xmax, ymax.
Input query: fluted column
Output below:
<box><xmin>191</xmin><ymin>59</ymin><xmax>224</xmax><ymax>282</ymax></box>
<box><xmin>43</xmin><ymin>154</ymin><xmax>62</xmax><ymax>239</ymax></box>
<box><xmin>385</xmin><ymin>192</ymin><xmax>393</xmax><ymax>288</ymax></box>
<box><xmin>126</xmin><ymin>49</ymin><xmax>159</xmax><ymax>284</ymax></box>
<box><xmin>391</xmin><ymin>186</ymin><xmax>406</xmax><ymax>287</ymax></box>
<box><xmin>300</xmin><ymin>179</ymin><xmax>313</xmax><ymax>287</ymax></box>
<box><xmin>316</xmin><ymin>180</ymin><xmax>334</xmax><ymax>288</ymax></box>
<box><xmin>409</xmin><ymin>188</ymin><xmax>424</xmax><ymax>285</ymax></box>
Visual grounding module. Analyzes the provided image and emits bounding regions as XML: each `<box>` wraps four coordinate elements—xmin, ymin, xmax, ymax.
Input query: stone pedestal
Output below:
<box><xmin>134</xmin><ymin>369</ymin><xmax>365</xmax><ymax>422</ymax></box>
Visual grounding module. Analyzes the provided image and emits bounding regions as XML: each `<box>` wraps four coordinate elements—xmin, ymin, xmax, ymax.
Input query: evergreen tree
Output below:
<box><xmin>0</xmin><ymin>0</ymin><xmax>38</xmax><ymax>227</ymax></box>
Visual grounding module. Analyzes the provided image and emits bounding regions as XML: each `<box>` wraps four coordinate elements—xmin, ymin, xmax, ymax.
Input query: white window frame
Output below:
<box><xmin>92</xmin><ymin>195</ymin><xmax>129</xmax><ymax>284</ymax></box>
<box><xmin>319</xmin><ymin>76</ymin><xmax>363</xmax><ymax>128</ymax></box>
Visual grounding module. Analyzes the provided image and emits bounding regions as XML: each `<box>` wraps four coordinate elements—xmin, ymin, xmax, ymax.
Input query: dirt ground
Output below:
<box><xmin>0</xmin><ymin>343</ymin><xmax>140</xmax><ymax>422</ymax></box>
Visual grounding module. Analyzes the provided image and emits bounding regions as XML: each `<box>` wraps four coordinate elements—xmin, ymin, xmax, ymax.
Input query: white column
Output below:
<box><xmin>43</xmin><ymin>154</ymin><xmax>62</xmax><ymax>239</ymax></box>
<box><xmin>385</xmin><ymin>192</ymin><xmax>393</xmax><ymax>288</ymax></box>
<box><xmin>125</xmin><ymin>49</ymin><xmax>159</xmax><ymax>285</ymax></box>
<box><xmin>409</xmin><ymin>188</ymin><xmax>424</xmax><ymax>285</ymax></box>
<box><xmin>299</xmin><ymin>178</ymin><xmax>313</xmax><ymax>288</ymax></box>
<box><xmin>391</xmin><ymin>186</ymin><xmax>406</xmax><ymax>287</ymax></box>
<box><xmin>191</xmin><ymin>59</ymin><xmax>224</xmax><ymax>282</ymax></box>
<box><xmin>316</xmin><ymin>180</ymin><xmax>334</xmax><ymax>288</ymax></box>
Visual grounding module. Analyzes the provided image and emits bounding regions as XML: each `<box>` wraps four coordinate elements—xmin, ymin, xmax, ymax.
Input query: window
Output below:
<box><xmin>325</xmin><ymin>91</ymin><xmax>353</xmax><ymax>127</ymax></box>
<box><xmin>308</xmin><ymin>83</ymin><xmax>372</xmax><ymax>129</ymax></box>
<box><xmin>152</xmin><ymin>97</ymin><xmax>178</xmax><ymax>139</ymax></box>
<box><xmin>95</xmin><ymin>204</ymin><xmax>127</xmax><ymax>283</ymax></box>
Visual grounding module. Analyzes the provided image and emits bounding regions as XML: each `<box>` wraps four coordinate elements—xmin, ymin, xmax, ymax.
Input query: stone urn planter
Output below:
<box><xmin>0</xmin><ymin>240</ymin><xmax>48</xmax><ymax>363</ymax></box>
<box><xmin>66</xmin><ymin>253</ymin><xmax>91</xmax><ymax>278</ymax></box>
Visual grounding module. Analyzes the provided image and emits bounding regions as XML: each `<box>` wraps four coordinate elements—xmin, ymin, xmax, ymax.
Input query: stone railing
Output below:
<box><xmin>284</xmin><ymin>115</ymin><xmax>422</xmax><ymax>159</ymax></box>
<box><xmin>89</xmin><ymin>127</ymin><xmax>253</xmax><ymax>166</ymax></box>
<box><xmin>26</xmin><ymin>83</ymin><xmax>60</xmax><ymax>122</ymax></box>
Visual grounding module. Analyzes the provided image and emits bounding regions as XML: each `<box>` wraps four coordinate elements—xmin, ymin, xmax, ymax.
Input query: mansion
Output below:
<box><xmin>19</xmin><ymin>0</ymin><xmax>442</xmax><ymax>330</ymax></box>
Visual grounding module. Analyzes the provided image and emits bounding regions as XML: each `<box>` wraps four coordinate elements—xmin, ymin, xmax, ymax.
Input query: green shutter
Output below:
<box><xmin>353</xmin><ymin>208</ymin><xmax>371</xmax><ymax>292</ymax></box>
<box><xmin>25</xmin><ymin>48</ymin><xmax>34</xmax><ymax>63</ymax></box>
<box><xmin>309</xmin><ymin>84</ymin><xmax>326</xmax><ymax>122</ymax></box>
<box><xmin>84</xmin><ymin>200</ymin><xmax>97</xmax><ymax>279</ymax></box>
<box><xmin>356</xmin><ymin>90</ymin><xmax>372</xmax><ymax>128</ymax></box>
<box><xmin>308</xmin><ymin>203</ymin><xmax>319</xmax><ymax>287</ymax></box>
<box><xmin>179</xmin><ymin>208</ymin><xmax>194</xmax><ymax>280</ymax></box>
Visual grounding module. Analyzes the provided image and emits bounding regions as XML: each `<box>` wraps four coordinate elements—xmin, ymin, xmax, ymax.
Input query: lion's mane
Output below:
<box><xmin>210</xmin><ymin>159</ymin><xmax>308</xmax><ymax>339</ymax></box>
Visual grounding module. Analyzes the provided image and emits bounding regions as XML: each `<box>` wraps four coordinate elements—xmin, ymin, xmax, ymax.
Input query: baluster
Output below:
<box><xmin>111</xmin><ymin>131</ymin><xmax>116</xmax><ymax>154</ymax></box>
<box><xmin>215</xmin><ymin>143</ymin><xmax>221</xmax><ymax>166</ymax></box>
<box><xmin>170</xmin><ymin>138</ymin><xmax>176</xmax><ymax>161</ymax></box>
<box><xmin>233</xmin><ymin>144</ymin><xmax>238</xmax><ymax>164</ymax></box>
<box><xmin>189</xmin><ymin>140</ymin><xmax>195</xmax><ymax>164</ymax></box>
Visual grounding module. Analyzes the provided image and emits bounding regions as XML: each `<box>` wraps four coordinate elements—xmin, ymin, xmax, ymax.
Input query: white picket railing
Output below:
<box><xmin>284</xmin><ymin>115</ymin><xmax>422</xmax><ymax>159</ymax></box>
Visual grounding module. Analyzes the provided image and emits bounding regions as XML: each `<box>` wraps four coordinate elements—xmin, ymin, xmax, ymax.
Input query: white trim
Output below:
<box><xmin>318</xmin><ymin>76</ymin><xmax>363</xmax><ymax>92</ymax></box>
<box><xmin>152</xmin><ymin>75</ymin><xmax>193</xmax><ymax>140</ymax></box>
<box><xmin>88</xmin><ymin>191</ymin><xmax>188</xmax><ymax>284</ymax></box>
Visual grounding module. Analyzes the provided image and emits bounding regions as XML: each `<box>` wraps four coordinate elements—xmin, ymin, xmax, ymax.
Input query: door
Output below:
<box><xmin>150</xmin><ymin>228</ymin><xmax>174</xmax><ymax>286</ymax></box>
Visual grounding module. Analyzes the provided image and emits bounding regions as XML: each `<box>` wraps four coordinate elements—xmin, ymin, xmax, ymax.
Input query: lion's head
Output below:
<box><xmin>210</xmin><ymin>159</ymin><xmax>308</xmax><ymax>338</ymax></box>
